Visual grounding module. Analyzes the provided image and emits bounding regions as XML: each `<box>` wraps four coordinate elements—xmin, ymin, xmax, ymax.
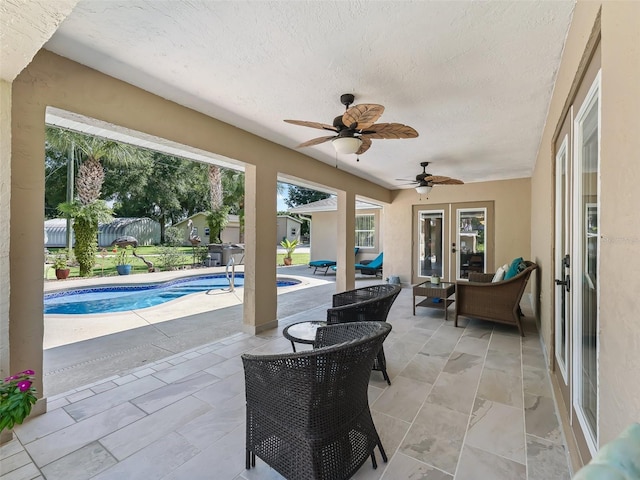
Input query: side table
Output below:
<box><xmin>412</xmin><ymin>281</ymin><xmax>456</xmax><ymax>320</ymax></box>
<box><xmin>283</xmin><ymin>320</ymin><xmax>327</xmax><ymax>352</ymax></box>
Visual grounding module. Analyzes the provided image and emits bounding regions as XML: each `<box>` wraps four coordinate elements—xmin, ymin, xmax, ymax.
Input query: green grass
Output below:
<box><xmin>45</xmin><ymin>248</ymin><xmax>311</xmax><ymax>279</ymax></box>
<box><xmin>277</xmin><ymin>252</ymin><xmax>310</xmax><ymax>266</ymax></box>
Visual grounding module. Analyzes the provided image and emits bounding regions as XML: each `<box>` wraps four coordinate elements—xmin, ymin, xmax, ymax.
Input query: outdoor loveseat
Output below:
<box><xmin>242</xmin><ymin>321</ymin><xmax>392</xmax><ymax>480</ymax></box>
<box><xmin>326</xmin><ymin>283</ymin><xmax>401</xmax><ymax>384</ymax></box>
<box><xmin>454</xmin><ymin>260</ymin><xmax>538</xmax><ymax>336</ymax></box>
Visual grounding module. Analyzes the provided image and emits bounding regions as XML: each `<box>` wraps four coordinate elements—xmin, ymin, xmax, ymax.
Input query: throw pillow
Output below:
<box><xmin>504</xmin><ymin>257</ymin><xmax>524</xmax><ymax>280</ymax></box>
<box><xmin>492</xmin><ymin>266</ymin><xmax>506</xmax><ymax>283</ymax></box>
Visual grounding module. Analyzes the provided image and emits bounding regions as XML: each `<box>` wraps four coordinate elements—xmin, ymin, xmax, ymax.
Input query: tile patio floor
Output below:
<box><xmin>1</xmin><ymin>285</ymin><xmax>572</xmax><ymax>479</ymax></box>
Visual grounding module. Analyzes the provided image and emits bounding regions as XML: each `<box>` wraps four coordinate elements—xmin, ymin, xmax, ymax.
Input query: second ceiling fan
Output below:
<box><xmin>397</xmin><ymin>162</ymin><xmax>464</xmax><ymax>193</ymax></box>
<box><xmin>284</xmin><ymin>94</ymin><xmax>419</xmax><ymax>155</ymax></box>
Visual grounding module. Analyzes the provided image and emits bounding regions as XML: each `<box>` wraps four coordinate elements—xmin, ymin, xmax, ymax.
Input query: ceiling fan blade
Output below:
<box><xmin>296</xmin><ymin>136</ymin><xmax>336</xmax><ymax>148</ymax></box>
<box><xmin>356</xmin><ymin>136</ymin><xmax>372</xmax><ymax>155</ymax></box>
<box><xmin>437</xmin><ymin>178</ymin><xmax>464</xmax><ymax>185</ymax></box>
<box><xmin>395</xmin><ymin>177</ymin><xmax>418</xmax><ymax>182</ymax></box>
<box><xmin>284</xmin><ymin>119</ymin><xmax>338</xmax><ymax>132</ymax></box>
<box><xmin>362</xmin><ymin>123</ymin><xmax>419</xmax><ymax>139</ymax></box>
<box><xmin>424</xmin><ymin>175</ymin><xmax>464</xmax><ymax>185</ymax></box>
<box><xmin>342</xmin><ymin>104</ymin><xmax>384</xmax><ymax>130</ymax></box>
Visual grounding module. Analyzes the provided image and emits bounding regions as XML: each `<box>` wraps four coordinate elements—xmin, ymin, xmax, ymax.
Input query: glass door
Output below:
<box><xmin>455</xmin><ymin>208</ymin><xmax>486</xmax><ymax>280</ymax></box>
<box><xmin>412</xmin><ymin>202</ymin><xmax>493</xmax><ymax>284</ymax></box>
<box><xmin>452</xmin><ymin>202</ymin><xmax>493</xmax><ymax>281</ymax></box>
<box><xmin>572</xmin><ymin>72</ymin><xmax>600</xmax><ymax>453</ymax></box>
<box><xmin>414</xmin><ymin>207</ymin><xmax>447</xmax><ymax>284</ymax></box>
<box><xmin>554</xmin><ymin>133</ymin><xmax>571</xmax><ymax>385</ymax></box>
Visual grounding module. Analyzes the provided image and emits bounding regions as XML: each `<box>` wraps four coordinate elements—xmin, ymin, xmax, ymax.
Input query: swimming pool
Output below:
<box><xmin>44</xmin><ymin>274</ymin><xmax>300</xmax><ymax>315</ymax></box>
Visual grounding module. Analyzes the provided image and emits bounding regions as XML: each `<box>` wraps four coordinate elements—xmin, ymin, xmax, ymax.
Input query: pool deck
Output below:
<box><xmin>43</xmin><ymin>265</ymin><xmax>369</xmax><ymax>396</ymax></box>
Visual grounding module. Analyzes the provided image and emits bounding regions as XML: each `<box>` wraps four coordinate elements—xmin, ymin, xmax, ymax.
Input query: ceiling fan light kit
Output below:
<box><xmin>415</xmin><ymin>184</ymin><xmax>432</xmax><ymax>195</ymax></box>
<box><xmin>332</xmin><ymin>136</ymin><xmax>362</xmax><ymax>154</ymax></box>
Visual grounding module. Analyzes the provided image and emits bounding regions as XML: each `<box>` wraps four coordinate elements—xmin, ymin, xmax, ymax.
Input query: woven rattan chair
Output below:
<box><xmin>326</xmin><ymin>284</ymin><xmax>401</xmax><ymax>385</ymax></box>
<box><xmin>454</xmin><ymin>261</ymin><xmax>538</xmax><ymax>336</ymax></box>
<box><xmin>242</xmin><ymin>322</ymin><xmax>392</xmax><ymax>480</ymax></box>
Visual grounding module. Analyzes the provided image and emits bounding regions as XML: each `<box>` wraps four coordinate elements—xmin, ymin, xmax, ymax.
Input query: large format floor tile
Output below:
<box><xmin>2</xmin><ymin>284</ymin><xmax>571</xmax><ymax>480</ymax></box>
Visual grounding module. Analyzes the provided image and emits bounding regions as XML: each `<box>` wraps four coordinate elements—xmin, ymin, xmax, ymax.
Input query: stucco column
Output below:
<box><xmin>0</xmin><ymin>81</ymin><xmax>11</xmax><ymax>383</ymax></box>
<box><xmin>243</xmin><ymin>163</ymin><xmax>278</xmax><ymax>334</ymax></box>
<box><xmin>336</xmin><ymin>190</ymin><xmax>356</xmax><ymax>292</ymax></box>
<box><xmin>9</xmin><ymin>88</ymin><xmax>46</xmax><ymax>411</ymax></box>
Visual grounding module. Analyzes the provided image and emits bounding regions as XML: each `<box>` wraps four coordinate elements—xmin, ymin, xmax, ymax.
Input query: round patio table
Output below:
<box><xmin>283</xmin><ymin>320</ymin><xmax>327</xmax><ymax>352</ymax></box>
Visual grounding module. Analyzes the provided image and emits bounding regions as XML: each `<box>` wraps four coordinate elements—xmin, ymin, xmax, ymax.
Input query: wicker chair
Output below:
<box><xmin>242</xmin><ymin>322</ymin><xmax>392</xmax><ymax>480</ymax></box>
<box><xmin>454</xmin><ymin>261</ymin><xmax>538</xmax><ymax>336</ymax></box>
<box><xmin>326</xmin><ymin>284</ymin><xmax>401</xmax><ymax>385</ymax></box>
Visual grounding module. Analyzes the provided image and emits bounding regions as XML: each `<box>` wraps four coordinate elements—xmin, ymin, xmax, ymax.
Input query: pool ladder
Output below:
<box><xmin>226</xmin><ymin>257</ymin><xmax>235</xmax><ymax>292</ymax></box>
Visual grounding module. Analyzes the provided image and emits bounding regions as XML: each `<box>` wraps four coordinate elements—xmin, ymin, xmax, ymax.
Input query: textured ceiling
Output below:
<box><xmin>43</xmin><ymin>0</ymin><xmax>575</xmax><ymax>189</ymax></box>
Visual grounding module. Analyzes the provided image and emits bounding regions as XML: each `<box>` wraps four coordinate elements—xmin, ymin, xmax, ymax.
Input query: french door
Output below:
<box><xmin>412</xmin><ymin>202</ymin><xmax>494</xmax><ymax>284</ymax></box>
<box><xmin>553</xmin><ymin>70</ymin><xmax>600</xmax><ymax>460</ymax></box>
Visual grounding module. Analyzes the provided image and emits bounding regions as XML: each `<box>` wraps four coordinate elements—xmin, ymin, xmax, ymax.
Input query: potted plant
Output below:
<box><xmin>1</xmin><ymin>370</ymin><xmax>38</xmax><ymax>444</ymax></box>
<box><xmin>280</xmin><ymin>238</ymin><xmax>299</xmax><ymax>266</ymax></box>
<box><xmin>114</xmin><ymin>246</ymin><xmax>132</xmax><ymax>275</ymax></box>
<box><xmin>53</xmin><ymin>250</ymin><xmax>70</xmax><ymax>280</ymax></box>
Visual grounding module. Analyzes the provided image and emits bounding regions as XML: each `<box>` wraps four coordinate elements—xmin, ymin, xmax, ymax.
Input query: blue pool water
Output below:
<box><xmin>44</xmin><ymin>274</ymin><xmax>300</xmax><ymax>315</ymax></box>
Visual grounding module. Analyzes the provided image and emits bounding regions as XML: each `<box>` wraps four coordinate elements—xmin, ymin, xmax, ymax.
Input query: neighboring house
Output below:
<box><xmin>276</xmin><ymin>215</ymin><xmax>302</xmax><ymax>245</ymax></box>
<box><xmin>44</xmin><ymin>217</ymin><xmax>160</xmax><ymax>247</ymax></box>
<box><xmin>288</xmin><ymin>197</ymin><xmax>382</xmax><ymax>262</ymax></box>
<box><xmin>173</xmin><ymin>212</ymin><xmax>241</xmax><ymax>246</ymax></box>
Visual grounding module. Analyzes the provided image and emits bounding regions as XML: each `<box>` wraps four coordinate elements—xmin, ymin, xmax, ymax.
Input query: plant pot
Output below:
<box><xmin>0</xmin><ymin>429</ymin><xmax>13</xmax><ymax>445</ymax></box>
<box><xmin>283</xmin><ymin>257</ymin><xmax>292</xmax><ymax>266</ymax></box>
<box><xmin>116</xmin><ymin>264</ymin><xmax>132</xmax><ymax>275</ymax></box>
<box><xmin>55</xmin><ymin>268</ymin><xmax>70</xmax><ymax>280</ymax></box>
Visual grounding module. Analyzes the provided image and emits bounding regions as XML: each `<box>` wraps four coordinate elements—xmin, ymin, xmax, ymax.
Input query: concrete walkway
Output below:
<box><xmin>43</xmin><ymin>264</ymin><xmax>370</xmax><ymax>396</ymax></box>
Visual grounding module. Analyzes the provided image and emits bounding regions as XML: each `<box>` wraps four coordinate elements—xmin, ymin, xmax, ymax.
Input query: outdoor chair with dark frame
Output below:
<box><xmin>326</xmin><ymin>283</ymin><xmax>401</xmax><ymax>385</ymax></box>
<box><xmin>242</xmin><ymin>322</ymin><xmax>392</xmax><ymax>480</ymax></box>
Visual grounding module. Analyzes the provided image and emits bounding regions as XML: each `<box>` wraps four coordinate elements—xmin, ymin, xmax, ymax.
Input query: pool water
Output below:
<box><xmin>44</xmin><ymin>274</ymin><xmax>300</xmax><ymax>315</ymax></box>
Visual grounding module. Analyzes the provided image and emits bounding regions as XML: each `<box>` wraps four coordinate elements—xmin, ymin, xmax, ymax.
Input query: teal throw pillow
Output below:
<box><xmin>504</xmin><ymin>257</ymin><xmax>524</xmax><ymax>280</ymax></box>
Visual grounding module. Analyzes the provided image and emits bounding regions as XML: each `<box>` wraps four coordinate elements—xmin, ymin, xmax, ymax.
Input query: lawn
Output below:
<box><xmin>45</xmin><ymin>247</ymin><xmax>310</xmax><ymax>280</ymax></box>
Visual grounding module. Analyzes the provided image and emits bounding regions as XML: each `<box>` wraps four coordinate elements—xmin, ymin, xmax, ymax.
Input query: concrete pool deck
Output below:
<box><xmin>43</xmin><ymin>265</ymin><xmax>378</xmax><ymax>396</ymax></box>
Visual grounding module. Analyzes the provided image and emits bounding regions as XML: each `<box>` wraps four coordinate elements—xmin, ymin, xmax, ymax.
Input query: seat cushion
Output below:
<box><xmin>309</xmin><ymin>260</ymin><xmax>337</xmax><ymax>267</ymax></box>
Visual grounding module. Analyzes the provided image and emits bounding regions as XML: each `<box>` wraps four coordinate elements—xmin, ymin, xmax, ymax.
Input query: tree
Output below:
<box><xmin>46</xmin><ymin>127</ymin><xmax>150</xmax><ymax>206</ymax></box>
<box><xmin>58</xmin><ymin>200</ymin><xmax>113</xmax><ymax>276</ymax></box>
<box><xmin>44</xmin><ymin>145</ymin><xmax>70</xmax><ymax>219</ymax></box>
<box><xmin>285</xmin><ymin>186</ymin><xmax>330</xmax><ymax>208</ymax></box>
<box><xmin>111</xmin><ymin>153</ymin><xmax>190</xmax><ymax>243</ymax></box>
<box><xmin>47</xmin><ymin>127</ymin><xmax>150</xmax><ymax>274</ymax></box>
<box><xmin>207</xmin><ymin>165</ymin><xmax>229</xmax><ymax>243</ymax></box>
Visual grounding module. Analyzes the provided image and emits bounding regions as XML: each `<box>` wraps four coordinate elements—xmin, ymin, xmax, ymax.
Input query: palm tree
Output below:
<box><xmin>46</xmin><ymin>126</ymin><xmax>150</xmax><ymax>205</ymax></box>
<box><xmin>46</xmin><ymin>126</ymin><xmax>150</xmax><ymax>275</ymax></box>
<box><xmin>207</xmin><ymin>164</ymin><xmax>230</xmax><ymax>243</ymax></box>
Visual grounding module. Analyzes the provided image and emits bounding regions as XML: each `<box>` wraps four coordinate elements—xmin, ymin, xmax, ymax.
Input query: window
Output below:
<box><xmin>355</xmin><ymin>214</ymin><xmax>375</xmax><ymax>248</ymax></box>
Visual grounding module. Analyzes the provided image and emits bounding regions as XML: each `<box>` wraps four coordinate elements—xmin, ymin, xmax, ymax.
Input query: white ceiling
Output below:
<box><xmin>42</xmin><ymin>0</ymin><xmax>575</xmax><ymax>189</ymax></box>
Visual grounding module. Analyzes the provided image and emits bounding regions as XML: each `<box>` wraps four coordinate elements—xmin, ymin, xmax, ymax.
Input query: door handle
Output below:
<box><xmin>555</xmin><ymin>275</ymin><xmax>570</xmax><ymax>292</ymax></box>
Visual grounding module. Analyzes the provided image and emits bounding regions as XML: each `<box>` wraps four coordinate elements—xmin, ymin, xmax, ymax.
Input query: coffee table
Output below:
<box><xmin>283</xmin><ymin>320</ymin><xmax>327</xmax><ymax>352</ymax></box>
<box><xmin>412</xmin><ymin>281</ymin><xmax>456</xmax><ymax>320</ymax></box>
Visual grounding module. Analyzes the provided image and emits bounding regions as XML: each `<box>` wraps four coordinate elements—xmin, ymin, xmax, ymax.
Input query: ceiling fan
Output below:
<box><xmin>284</xmin><ymin>93</ymin><xmax>418</xmax><ymax>155</ymax></box>
<box><xmin>397</xmin><ymin>162</ymin><xmax>464</xmax><ymax>194</ymax></box>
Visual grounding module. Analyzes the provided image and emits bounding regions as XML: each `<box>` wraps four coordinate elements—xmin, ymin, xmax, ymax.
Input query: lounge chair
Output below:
<box><xmin>309</xmin><ymin>248</ymin><xmax>359</xmax><ymax>275</ymax></box>
<box><xmin>355</xmin><ymin>252</ymin><xmax>383</xmax><ymax>276</ymax></box>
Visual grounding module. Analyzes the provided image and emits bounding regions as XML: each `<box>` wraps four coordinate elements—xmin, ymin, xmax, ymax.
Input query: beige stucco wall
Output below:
<box><xmin>9</xmin><ymin>49</ymin><xmax>391</xmax><ymax>394</ymax></box>
<box><xmin>309</xmin><ymin>208</ymin><xmax>382</xmax><ymax>262</ymax></box>
<box><xmin>384</xmin><ymin>178</ymin><xmax>531</xmax><ymax>286</ymax></box>
<box><xmin>0</xmin><ymin>80</ymin><xmax>11</xmax><ymax>381</ymax></box>
<box><xmin>276</xmin><ymin>216</ymin><xmax>302</xmax><ymax>244</ymax></box>
<box><xmin>531</xmin><ymin>1</ymin><xmax>640</xmax><ymax>445</ymax></box>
